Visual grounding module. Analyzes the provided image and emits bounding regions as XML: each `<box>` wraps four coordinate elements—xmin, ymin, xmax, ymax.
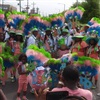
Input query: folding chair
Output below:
<box><xmin>46</xmin><ymin>91</ymin><xmax>69</xmax><ymax>100</ymax></box>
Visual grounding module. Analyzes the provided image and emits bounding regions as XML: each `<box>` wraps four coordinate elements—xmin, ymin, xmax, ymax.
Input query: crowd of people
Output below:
<box><xmin>0</xmin><ymin>22</ymin><xmax>99</xmax><ymax>100</ymax></box>
<box><xmin>0</xmin><ymin>6</ymin><xmax>100</xmax><ymax>100</ymax></box>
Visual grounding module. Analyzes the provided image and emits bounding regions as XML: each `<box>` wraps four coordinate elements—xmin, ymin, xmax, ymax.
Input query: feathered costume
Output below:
<box><xmin>74</xmin><ymin>56</ymin><xmax>100</xmax><ymax>89</ymax></box>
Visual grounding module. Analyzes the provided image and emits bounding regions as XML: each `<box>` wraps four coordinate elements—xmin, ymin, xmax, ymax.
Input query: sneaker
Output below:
<box><xmin>11</xmin><ymin>79</ymin><xmax>15</xmax><ymax>82</ymax></box>
<box><xmin>16</xmin><ymin>97</ymin><xmax>21</xmax><ymax>100</ymax></box>
<box><xmin>91</xmin><ymin>86</ymin><xmax>97</xmax><ymax>89</ymax></box>
<box><xmin>22</xmin><ymin>96</ymin><xmax>28</xmax><ymax>100</ymax></box>
<box><xmin>10</xmin><ymin>77</ymin><xmax>14</xmax><ymax>79</ymax></box>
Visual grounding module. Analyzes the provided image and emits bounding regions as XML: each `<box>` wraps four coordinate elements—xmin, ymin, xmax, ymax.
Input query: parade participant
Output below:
<box><xmin>8</xmin><ymin>28</ymin><xmax>16</xmax><ymax>41</ymax></box>
<box><xmin>17</xmin><ymin>53</ymin><xmax>29</xmax><ymax>100</ymax></box>
<box><xmin>0</xmin><ymin>28</ymin><xmax>6</xmax><ymax>85</ymax></box>
<box><xmin>70</xmin><ymin>34</ymin><xmax>88</xmax><ymax>56</ymax></box>
<box><xmin>4</xmin><ymin>29</ymin><xmax>17</xmax><ymax>82</ymax></box>
<box><xmin>57</xmin><ymin>38</ymin><xmax>69</xmax><ymax>58</ymax></box>
<box><xmin>80</xmin><ymin>24</ymin><xmax>90</xmax><ymax>36</ymax></box>
<box><xmin>9</xmin><ymin>30</ymin><xmax>24</xmax><ymax>82</ymax></box>
<box><xmin>36</xmin><ymin>31</ymin><xmax>44</xmax><ymax>49</ymax></box>
<box><xmin>27</xmin><ymin>28</ymin><xmax>39</xmax><ymax>47</ymax></box>
<box><xmin>59</xmin><ymin>28</ymin><xmax>73</xmax><ymax>49</ymax></box>
<box><xmin>14</xmin><ymin>30</ymin><xmax>23</xmax><ymax>56</ymax></box>
<box><xmin>74</xmin><ymin>56</ymin><xmax>100</xmax><ymax>89</ymax></box>
<box><xmin>86</xmin><ymin>34</ymin><xmax>100</xmax><ymax>87</ymax></box>
<box><xmin>52</xmin><ymin>28</ymin><xmax>59</xmax><ymax>58</ymax></box>
<box><xmin>52</xmin><ymin>65</ymin><xmax>93</xmax><ymax>100</ymax></box>
<box><xmin>44</xmin><ymin>28</ymin><xmax>54</xmax><ymax>55</ymax></box>
<box><xmin>86</xmin><ymin>34</ymin><xmax>100</xmax><ymax>59</ymax></box>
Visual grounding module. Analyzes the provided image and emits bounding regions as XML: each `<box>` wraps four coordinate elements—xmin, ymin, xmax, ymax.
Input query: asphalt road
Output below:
<box><xmin>1</xmin><ymin>73</ymin><xmax>100</xmax><ymax>100</ymax></box>
<box><xmin>0</xmin><ymin>79</ymin><xmax>35</xmax><ymax>100</ymax></box>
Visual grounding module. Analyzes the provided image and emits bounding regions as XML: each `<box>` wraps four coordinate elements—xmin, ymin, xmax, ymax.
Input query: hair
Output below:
<box><xmin>9</xmin><ymin>33</ymin><xmax>16</xmax><ymax>40</ymax></box>
<box><xmin>44</xmin><ymin>32</ymin><xmax>54</xmax><ymax>43</ymax></box>
<box><xmin>18</xmin><ymin>53</ymin><xmax>27</xmax><ymax>62</ymax></box>
<box><xmin>62</xmin><ymin>65</ymin><xmax>79</xmax><ymax>83</ymax></box>
<box><xmin>89</xmin><ymin>38</ymin><xmax>97</xmax><ymax>46</ymax></box>
<box><xmin>15</xmin><ymin>35</ymin><xmax>23</xmax><ymax>43</ymax></box>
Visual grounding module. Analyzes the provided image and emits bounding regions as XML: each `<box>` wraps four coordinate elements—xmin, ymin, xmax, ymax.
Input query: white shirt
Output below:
<box><xmin>59</xmin><ymin>35</ymin><xmax>73</xmax><ymax>47</ymax></box>
<box><xmin>5</xmin><ymin>31</ymin><xmax>10</xmax><ymax>41</ymax></box>
<box><xmin>27</xmin><ymin>35</ymin><xmax>36</xmax><ymax>47</ymax></box>
<box><xmin>65</xmin><ymin>36</ymin><xmax>73</xmax><ymax>47</ymax></box>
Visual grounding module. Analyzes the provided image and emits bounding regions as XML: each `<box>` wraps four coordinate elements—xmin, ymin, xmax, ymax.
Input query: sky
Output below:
<box><xmin>1</xmin><ymin>0</ymin><xmax>83</xmax><ymax>16</ymax></box>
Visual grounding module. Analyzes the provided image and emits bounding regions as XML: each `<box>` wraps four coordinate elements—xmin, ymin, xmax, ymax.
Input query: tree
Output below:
<box><xmin>71</xmin><ymin>0</ymin><xmax>100</xmax><ymax>23</ymax></box>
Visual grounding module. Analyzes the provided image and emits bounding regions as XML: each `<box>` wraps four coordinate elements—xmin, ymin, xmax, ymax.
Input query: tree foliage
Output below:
<box><xmin>71</xmin><ymin>0</ymin><xmax>100</xmax><ymax>23</ymax></box>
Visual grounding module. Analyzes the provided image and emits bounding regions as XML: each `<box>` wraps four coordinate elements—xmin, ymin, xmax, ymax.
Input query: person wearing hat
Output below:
<box><xmin>8</xmin><ymin>28</ymin><xmax>16</xmax><ymax>42</ymax></box>
<box><xmin>86</xmin><ymin>34</ymin><xmax>100</xmax><ymax>88</ymax></box>
<box><xmin>80</xmin><ymin>24</ymin><xmax>90</xmax><ymax>36</ymax></box>
<box><xmin>59</xmin><ymin>28</ymin><xmax>73</xmax><ymax>49</ymax></box>
<box><xmin>44</xmin><ymin>28</ymin><xmax>54</xmax><ymax>55</ymax></box>
<box><xmin>12</xmin><ymin>30</ymin><xmax>24</xmax><ymax>56</ymax></box>
<box><xmin>27</xmin><ymin>28</ymin><xmax>39</xmax><ymax>47</ymax></box>
<box><xmin>57</xmin><ymin>38</ymin><xmax>69</xmax><ymax>58</ymax></box>
<box><xmin>86</xmin><ymin>34</ymin><xmax>100</xmax><ymax>59</ymax></box>
<box><xmin>70</xmin><ymin>33</ymin><xmax>88</xmax><ymax>57</ymax></box>
<box><xmin>15</xmin><ymin>30</ymin><xmax>23</xmax><ymax>43</ymax></box>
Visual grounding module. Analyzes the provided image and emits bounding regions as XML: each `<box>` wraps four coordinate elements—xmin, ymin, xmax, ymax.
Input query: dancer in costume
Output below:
<box><xmin>74</xmin><ymin>56</ymin><xmax>100</xmax><ymax>89</ymax></box>
<box><xmin>59</xmin><ymin>28</ymin><xmax>73</xmax><ymax>49</ymax></box>
<box><xmin>0</xmin><ymin>27</ymin><xmax>7</xmax><ymax>85</ymax></box>
<box><xmin>70</xmin><ymin>33</ymin><xmax>88</xmax><ymax>56</ymax></box>
<box><xmin>52</xmin><ymin>28</ymin><xmax>59</xmax><ymax>58</ymax></box>
<box><xmin>86</xmin><ymin>33</ymin><xmax>100</xmax><ymax>59</ymax></box>
<box><xmin>86</xmin><ymin>34</ymin><xmax>100</xmax><ymax>88</ymax></box>
<box><xmin>11</xmin><ymin>30</ymin><xmax>24</xmax><ymax>82</ymax></box>
<box><xmin>14</xmin><ymin>30</ymin><xmax>23</xmax><ymax>56</ymax></box>
<box><xmin>27</xmin><ymin>28</ymin><xmax>39</xmax><ymax>47</ymax></box>
<box><xmin>5</xmin><ymin>29</ymin><xmax>17</xmax><ymax>82</ymax></box>
<box><xmin>17</xmin><ymin>53</ymin><xmax>29</xmax><ymax>100</ymax></box>
<box><xmin>44</xmin><ymin>28</ymin><xmax>54</xmax><ymax>55</ymax></box>
<box><xmin>57</xmin><ymin>37</ymin><xmax>69</xmax><ymax>58</ymax></box>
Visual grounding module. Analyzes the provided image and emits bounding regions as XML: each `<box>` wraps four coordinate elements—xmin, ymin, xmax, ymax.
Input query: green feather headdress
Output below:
<box><xmin>47</xmin><ymin>58</ymin><xmax>61</xmax><ymax>65</ymax></box>
<box><xmin>74</xmin><ymin>56</ymin><xmax>100</xmax><ymax>67</ymax></box>
<box><xmin>58</xmin><ymin>38</ymin><xmax>65</xmax><ymax>46</ymax></box>
<box><xmin>28</xmin><ymin>45</ymin><xmax>51</xmax><ymax>58</ymax></box>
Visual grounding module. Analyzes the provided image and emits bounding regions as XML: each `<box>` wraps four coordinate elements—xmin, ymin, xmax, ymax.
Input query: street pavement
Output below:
<box><xmin>0</xmin><ymin>79</ymin><xmax>35</xmax><ymax>100</ymax></box>
<box><xmin>1</xmin><ymin>73</ymin><xmax>100</xmax><ymax>100</ymax></box>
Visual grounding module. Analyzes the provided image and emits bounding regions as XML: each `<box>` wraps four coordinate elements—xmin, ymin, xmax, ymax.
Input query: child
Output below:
<box><xmin>17</xmin><ymin>54</ymin><xmax>29</xmax><ymax>100</ymax></box>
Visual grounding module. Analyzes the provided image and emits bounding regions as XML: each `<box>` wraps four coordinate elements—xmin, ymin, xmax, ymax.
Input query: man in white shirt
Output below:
<box><xmin>27</xmin><ymin>28</ymin><xmax>39</xmax><ymax>47</ymax></box>
<box><xmin>59</xmin><ymin>29</ymin><xmax>73</xmax><ymax>49</ymax></box>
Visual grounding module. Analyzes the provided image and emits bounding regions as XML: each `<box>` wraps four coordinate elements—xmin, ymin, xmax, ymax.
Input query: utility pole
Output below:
<box><xmin>2</xmin><ymin>0</ymin><xmax>4</xmax><ymax>10</ymax></box>
<box><xmin>76</xmin><ymin>0</ymin><xmax>78</xmax><ymax>7</ymax></box>
<box><xmin>17</xmin><ymin>0</ymin><xmax>23</xmax><ymax>12</ymax></box>
<box><xmin>58</xmin><ymin>3</ymin><xmax>66</xmax><ymax>11</ymax></box>
<box><xmin>26</xmin><ymin>0</ymin><xmax>29</xmax><ymax>14</ymax></box>
<box><xmin>19</xmin><ymin>0</ymin><xmax>21</xmax><ymax>12</ymax></box>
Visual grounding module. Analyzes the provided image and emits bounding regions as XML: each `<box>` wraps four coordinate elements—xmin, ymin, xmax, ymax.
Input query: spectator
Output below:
<box><xmin>52</xmin><ymin>65</ymin><xmax>93</xmax><ymax>100</ymax></box>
